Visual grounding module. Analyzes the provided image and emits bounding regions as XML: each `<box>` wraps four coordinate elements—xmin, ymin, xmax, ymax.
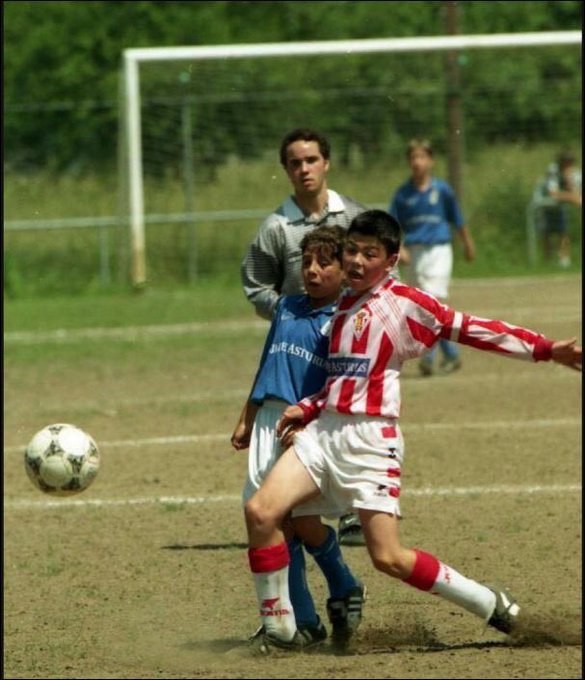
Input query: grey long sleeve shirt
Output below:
<box><xmin>241</xmin><ymin>189</ymin><xmax>366</xmax><ymax>319</ymax></box>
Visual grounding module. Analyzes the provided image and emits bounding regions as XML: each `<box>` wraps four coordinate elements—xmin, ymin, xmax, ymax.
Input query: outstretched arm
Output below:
<box><xmin>450</xmin><ymin>313</ymin><xmax>581</xmax><ymax>369</ymax></box>
<box><xmin>551</xmin><ymin>337</ymin><xmax>582</xmax><ymax>372</ymax></box>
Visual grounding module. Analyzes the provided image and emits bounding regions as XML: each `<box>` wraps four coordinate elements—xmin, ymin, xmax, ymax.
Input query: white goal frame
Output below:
<box><xmin>121</xmin><ymin>31</ymin><xmax>581</xmax><ymax>286</ymax></box>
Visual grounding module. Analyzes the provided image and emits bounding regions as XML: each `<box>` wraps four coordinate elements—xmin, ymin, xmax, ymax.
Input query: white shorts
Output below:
<box><xmin>404</xmin><ymin>243</ymin><xmax>453</xmax><ymax>299</ymax></box>
<box><xmin>243</xmin><ymin>400</ymin><xmax>347</xmax><ymax>518</ymax></box>
<box><xmin>293</xmin><ymin>411</ymin><xmax>404</xmax><ymax>517</ymax></box>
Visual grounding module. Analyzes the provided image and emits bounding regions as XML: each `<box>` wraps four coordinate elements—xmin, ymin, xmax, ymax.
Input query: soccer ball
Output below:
<box><xmin>24</xmin><ymin>423</ymin><xmax>100</xmax><ymax>496</ymax></box>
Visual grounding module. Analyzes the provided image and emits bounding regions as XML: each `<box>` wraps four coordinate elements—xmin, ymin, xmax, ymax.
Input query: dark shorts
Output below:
<box><xmin>542</xmin><ymin>207</ymin><xmax>568</xmax><ymax>235</ymax></box>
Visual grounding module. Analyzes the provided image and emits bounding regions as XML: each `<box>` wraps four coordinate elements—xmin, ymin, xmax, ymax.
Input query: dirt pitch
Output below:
<box><xmin>4</xmin><ymin>275</ymin><xmax>582</xmax><ymax>679</ymax></box>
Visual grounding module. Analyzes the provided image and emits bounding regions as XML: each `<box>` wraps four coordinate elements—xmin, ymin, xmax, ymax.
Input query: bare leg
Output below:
<box><xmin>245</xmin><ymin>445</ymin><xmax>320</xmax><ymax>548</ymax></box>
<box><xmin>558</xmin><ymin>234</ymin><xmax>571</xmax><ymax>266</ymax></box>
<box><xmin>358</xmin><ymin>508</ymin><xmax>497</xmax><ymax>621</ymax></box>
<box><xmin>358</xmin><ymin>508</ymin><xmax>416</xmax><ymax>578</ymax></box>
<box><xmin>289</xmin><ymin>514</ymin><xmax>328</xmax><ymax>547</ymax></box>
<box><xmin>244</xmin><ymin>446</ymin><xmax>321</xmax><ymax>641</ymax></box>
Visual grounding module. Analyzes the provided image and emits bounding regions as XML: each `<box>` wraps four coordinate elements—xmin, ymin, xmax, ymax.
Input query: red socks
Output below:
<box><xmin>403</xmin><ymin>549</ymin><xmax>440</xmax><ymax>591</ymax></box>
<box><xmin>248</xmin><ymin>542</ymin><xmax>290</xmax><ymax>573</ymax></box>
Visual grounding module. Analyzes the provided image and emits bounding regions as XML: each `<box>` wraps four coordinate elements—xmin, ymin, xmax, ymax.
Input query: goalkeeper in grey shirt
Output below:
<box><xmin>241</xmin><ymin>127</ymin><xmax>366</xmax><ymax>546</ymax></box>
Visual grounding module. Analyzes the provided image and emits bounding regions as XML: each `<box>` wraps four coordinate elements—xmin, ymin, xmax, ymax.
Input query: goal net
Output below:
<box><xmin>119</xmin><ymin>32</ymin><xmax>581</xmax><ymax>286</ymax></box>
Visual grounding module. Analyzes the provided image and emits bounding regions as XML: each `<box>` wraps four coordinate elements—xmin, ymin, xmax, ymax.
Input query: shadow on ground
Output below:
<box><xmin>162</xmin><ymin>542</ymin><xmax>248</xmax><ymax>551</ymax></box>
<box><xmin>180</xmin><ymin>613</ymin><xmax>582</xmax><ymax>662</ymax></box>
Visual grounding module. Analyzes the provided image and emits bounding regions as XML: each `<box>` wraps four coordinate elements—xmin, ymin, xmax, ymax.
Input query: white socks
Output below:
<box><xmin>431</xmin><ymin>562</ymin><xmax>497</xmax><ymax>620</ymax></box>
<box><xmin>252</xmin><ymin>567</ymin><xmax>297</xmax><ymax>641</ymax></box>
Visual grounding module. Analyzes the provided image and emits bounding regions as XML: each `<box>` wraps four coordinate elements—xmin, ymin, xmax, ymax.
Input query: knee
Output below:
<box><xmin>244</xmin><ymin>495</ymin><xmax>279</xmax><ymax>534</ymax></box>
<box><xmin>290</xmin><ymin>515</ymin><xmax>328</xmax><ymax>547</ymax></box>
<box><xmin>370</xmin><ymin>549</ymin><xmax>410</xmax><ymax>580</ymax></box>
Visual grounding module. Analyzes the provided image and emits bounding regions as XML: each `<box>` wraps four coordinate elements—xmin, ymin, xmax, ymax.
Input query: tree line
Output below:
<box><xmin>4</xmin><ymin>0</ymin><xmax>582</xmax><ymax>174</ymax></box>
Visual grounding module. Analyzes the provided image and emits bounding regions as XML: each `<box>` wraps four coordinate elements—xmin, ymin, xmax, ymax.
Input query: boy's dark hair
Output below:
<box><xmin>557</xmin><ymin>149</ymin><xmax>576</xmax><ymax>169</ymax></box>
<box><xmin>300</xmin><ymin>224</ymin><xmax>345</xmax><ymax>263</ymax></box>
<box><xmin>406</xmin><ymin>138</ymin><xmax>433</xmax><ymax>158</ymax></box>
<box><xmin>280</xmin><ymin>128</ymin><xmax>331</xmax><ymax>166</ymax></box>
<box><xmin>347</xmin><ymin>210</ymin><xmax>402</xmax><ymax>255</ymax></box>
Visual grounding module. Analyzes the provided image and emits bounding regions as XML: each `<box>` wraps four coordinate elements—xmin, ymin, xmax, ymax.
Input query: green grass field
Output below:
<box><xmin>4</xmin><ymin>142</ymin><xmax>582</xmax><ymax>297</ymax></box>
<box><xmin>3</xmin><ymin>274</ymin><xmax>582</xmax><ymax>679</ymax></box>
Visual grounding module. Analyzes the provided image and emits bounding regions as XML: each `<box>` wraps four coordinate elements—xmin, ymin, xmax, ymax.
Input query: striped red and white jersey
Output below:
<box><xmin>299</xmin><ymin>274</ymin><xmax>553</xmax><ymax>422</ymax></box>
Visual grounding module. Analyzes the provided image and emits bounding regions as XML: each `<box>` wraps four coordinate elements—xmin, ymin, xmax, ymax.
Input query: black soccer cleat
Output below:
<box><xmin>486</xmin><ymin>585</ymin><xmax>520</xmax><ymax>634</ymax></box>
<box><xmin>326</xmin><ymin>583</ymin><xmax>367</xmax><ymax>646</ymax></box>
<box><xmin>338</xmin><ymin>513</ymin><xmax>366</xmax><ymax>546</ymax></box>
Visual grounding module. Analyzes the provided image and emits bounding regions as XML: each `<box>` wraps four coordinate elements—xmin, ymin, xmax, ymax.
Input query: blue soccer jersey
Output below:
<box><xmin>389</xmin><ymin>177</ymin><xmax>464</xmax><ymax>246</ymax></box>
<box><xmin>250</xmin><ymin>294</ymin><xmax>334</xmax><ymax>406</ymax></box>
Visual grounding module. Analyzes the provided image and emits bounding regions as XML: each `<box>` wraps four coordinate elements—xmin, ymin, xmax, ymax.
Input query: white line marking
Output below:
<box><xmin>3</xmin><ymin>306</ymin><xmax>581</xmax><ymax>345</ymax></box>
<box><xmin>3</xmin><ymin>319</ymin><xmax>269</xmax><ymax>344</ymax></box>
<box><xmin>12</xmin><ymin>388</ymin><xmax>252</xmax><ymax>412</ymax></box>
<box><xmin>4</xmin><ymin>483</ymin><xmax>581</xmax><ymax>511</ymax></box>
<box><xmin>4</xmin><ymin>417</ymin><xmax>580</xmax><ymax>454</ymax></box>
<box><xmin>402</xmin><ymin>417</ymin><xmax>581</xmax><ymax>431</ymax></box>
<box><xmin>4</xmin><ymin>494</ymin><xmax>239</xmax><ymax>510</ymax></box>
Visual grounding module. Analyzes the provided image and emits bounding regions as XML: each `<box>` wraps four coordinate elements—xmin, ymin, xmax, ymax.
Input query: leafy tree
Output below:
<box><xmin>3</xmin><ymin>0</ymin><xmax>582</xmax><ymax>172</ymax></box>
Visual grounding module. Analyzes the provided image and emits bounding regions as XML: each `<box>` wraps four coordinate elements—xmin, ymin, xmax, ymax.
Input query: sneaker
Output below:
<box><xmin>440</xmin><ymin>356</ymin><xmax>462</xmax><ymax>374</ymax></box>
<box><xmin>225</xmin><ymin>628</ymin><xmax>310</xmax><ymax>658</ymax></box>
<box><xmin>419</xmin><ymin>359</ymin><xmax>434</xmax><ymax>377</ymax></box>
<box><xmin>338</xmin><ymin>513</ymin><xmax>366</xmax><ymax>546</ymax></box>
<box><xmin>298</xmin><ymin>619</ymin><xmax>328</xmax><ymax>647</ymax></box>
<box><xmin>227</xmin><ymin>619</ymin><xmax>327</xmax><ymax>657</ymax></box>
<box><xmin>486</xmin><ymin>585</ymin><xmax>520</xmax><ymax>634</ymax></box>
<box><xmin>326</xmin><ymin>584</ymin><xmax>367</xmax><ymax>646</ymax></box>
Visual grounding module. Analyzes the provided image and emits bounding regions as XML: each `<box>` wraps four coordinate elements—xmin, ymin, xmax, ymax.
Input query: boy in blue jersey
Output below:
<box><xmin>389</xmin><ymin>138</ymin><xmax>475</xmax><ymax>376</ymax></box>
<box><xmin>241</xmin><ymin>127</ymin><xmax>367</xmax><ymax>549</ymax></box>
<box><xmin>230</xmin><ymin>225</ymin><xmax>365</xmax><ymax>654</ymax></box>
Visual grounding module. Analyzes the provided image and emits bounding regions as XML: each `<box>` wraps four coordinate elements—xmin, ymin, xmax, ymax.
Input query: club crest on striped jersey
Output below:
<box><xmin>353</xmin><ymin>309</ymin><xmax>371</xmax><ymax>340</ymax></box>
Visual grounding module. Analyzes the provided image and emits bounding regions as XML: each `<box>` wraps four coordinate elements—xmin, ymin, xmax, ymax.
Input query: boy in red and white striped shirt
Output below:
<box><xmin>241</xmin><ymin>209</ymin><xmax>581</xmax><ymax>655</ymax></box>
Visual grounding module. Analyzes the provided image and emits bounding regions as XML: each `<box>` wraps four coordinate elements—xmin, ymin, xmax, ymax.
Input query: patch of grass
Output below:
<box><xmin>4</xmin><ymin>142</ymin><xmax>582</xmax><ymax>297</ymax></box>
<box><xmin>4</xmin><ymin>278</ymin><xmax>253</xmax><ymax>332</ymax></box>
<box><xmin>160</xmin><ymin>501</ymin><xmax>186</xmax><ymax>512</ymax></box>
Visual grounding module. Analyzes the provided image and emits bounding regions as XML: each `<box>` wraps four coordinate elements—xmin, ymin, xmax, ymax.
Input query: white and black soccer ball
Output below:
<box><xmin>24</xmin><ymin>423</ymin><xmax>100</xmax><ymax>496</ymax></box>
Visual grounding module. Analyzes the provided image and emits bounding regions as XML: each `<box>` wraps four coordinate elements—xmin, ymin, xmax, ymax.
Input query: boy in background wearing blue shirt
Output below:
<box><xmin>389</xmin><ymin>138</ymin><xmax>475</xmax><ymax>376</ymax></box>
<box><xmin>231</xmin><ymin>225</ymin><xmax>365</xmax><ymax>654</ymax></box>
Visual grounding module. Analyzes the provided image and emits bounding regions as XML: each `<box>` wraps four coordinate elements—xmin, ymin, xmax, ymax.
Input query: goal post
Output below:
<box><xmin>121</xmin><ymin>31</ymin><xmax>581</xmax><ymax>287</ymax></box>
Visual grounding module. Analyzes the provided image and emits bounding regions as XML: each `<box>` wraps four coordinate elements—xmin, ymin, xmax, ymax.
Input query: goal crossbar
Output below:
<box><xmin>125</xmin><ymin>31</ymin><xmax>581</xmax><ymax>63</ymax></box>
<box><xmin>122</xmin><ymin>31</ymin><xmax>582</xmax><ymax>286</ymax></box>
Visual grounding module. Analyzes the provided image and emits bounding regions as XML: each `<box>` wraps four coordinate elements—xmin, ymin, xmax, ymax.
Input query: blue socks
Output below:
<box><xmin>288</xmin><ymin>527</ymin><xmax>360</xmax><ymax>627</ymax></box>
<box><xmin>305</xmin><ymin>525</ymin><xmax>359</xmax><ymax>599</ymax></box>
<box><xmin>424</xmin><ymin>339</ymin><xmax>459</xmax><ymax>365</ymax></box>
<box><xmin>439</xmin><ymin>337</ymin><xmax>459</xmax><ymax>360</ymax></box>
<box><xmin>287</xmin><ymin>537</ymin><xmax>319</xmax><ymax>629</ymax></box>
